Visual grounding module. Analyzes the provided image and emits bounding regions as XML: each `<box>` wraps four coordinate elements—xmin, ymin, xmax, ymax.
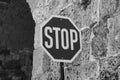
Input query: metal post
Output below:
<box><xmin>60</xmin><ymin>62</ymin><xmax>64</xmax><ymax>80</ymax></box>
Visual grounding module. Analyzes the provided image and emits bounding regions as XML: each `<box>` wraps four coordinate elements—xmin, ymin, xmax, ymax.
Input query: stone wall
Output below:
<box><xmin>28</xmin><ymin>0</ymin><xmax>120</xmax><ymax>80</ymax></box>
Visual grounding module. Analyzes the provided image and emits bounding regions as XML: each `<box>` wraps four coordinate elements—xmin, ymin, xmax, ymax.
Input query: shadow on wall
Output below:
<box><xmin>0</xmin><ymin>48</ymin><xmax>33</xmax><ymax>80</ymax></box>
<box><xmin>0</xmin><ymin>0</ymin><xmax>35</xmax><ymax>49</ymax></box>
<box><xmin>0</xmin><ymin>0</ymin><xmax>11</xmax><ymax>4</ymax></box>
<box><xmin>0</xmin><ymin>0</ymin><xmax>35</xmax><ymax>80</ymax></box>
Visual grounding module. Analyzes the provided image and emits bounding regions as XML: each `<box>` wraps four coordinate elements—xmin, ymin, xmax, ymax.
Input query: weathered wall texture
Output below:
<box><xmin>27</xmin><ymin>0</ymin><xmax>120</xmax><ymax>80</ymax></box>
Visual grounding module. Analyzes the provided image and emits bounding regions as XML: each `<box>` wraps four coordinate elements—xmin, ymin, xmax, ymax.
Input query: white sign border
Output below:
<box><xmin>40</xmin><ymin>15</ymin><xmax>82</xmax><ymax>63</ymax></box>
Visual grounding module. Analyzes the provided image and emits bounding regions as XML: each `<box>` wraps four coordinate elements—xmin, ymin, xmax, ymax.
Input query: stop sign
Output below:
<box><xmin>41</xmin><ymin>15</ymin><xmax>81</xmax><ymax>63</ymax></box>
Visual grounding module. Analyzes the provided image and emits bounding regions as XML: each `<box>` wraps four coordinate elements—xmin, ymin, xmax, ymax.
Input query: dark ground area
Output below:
<box><xmin>0</xmin><ymin>0</ymin><xmax>35</xmax><ymax>80</ymax></box>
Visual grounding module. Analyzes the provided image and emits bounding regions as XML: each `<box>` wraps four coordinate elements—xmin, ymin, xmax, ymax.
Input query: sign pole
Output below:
<box><xmin>60</xmin><ymin>62</ymin><xmax>64</xmax><ymax>80</ymax></box>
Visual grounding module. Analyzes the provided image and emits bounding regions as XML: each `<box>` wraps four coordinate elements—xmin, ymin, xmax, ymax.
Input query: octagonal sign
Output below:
<box><xmin>41</xmin><ymin>15</ymin><xmax>81</xmax><ymax>63</ymax></box>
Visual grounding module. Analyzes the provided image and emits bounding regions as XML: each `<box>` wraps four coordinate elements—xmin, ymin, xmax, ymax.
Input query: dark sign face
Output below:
<box><xmin>41</xmin><ymin>15</ymin><xmax>81</xmax><ymax>63</ymax></box>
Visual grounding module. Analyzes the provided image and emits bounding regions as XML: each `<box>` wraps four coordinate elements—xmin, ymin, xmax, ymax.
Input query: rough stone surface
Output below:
<box><xmin>27</xmin><ymin>0</ymin><xmax>120</xmax><ymax>80</ymax></box>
